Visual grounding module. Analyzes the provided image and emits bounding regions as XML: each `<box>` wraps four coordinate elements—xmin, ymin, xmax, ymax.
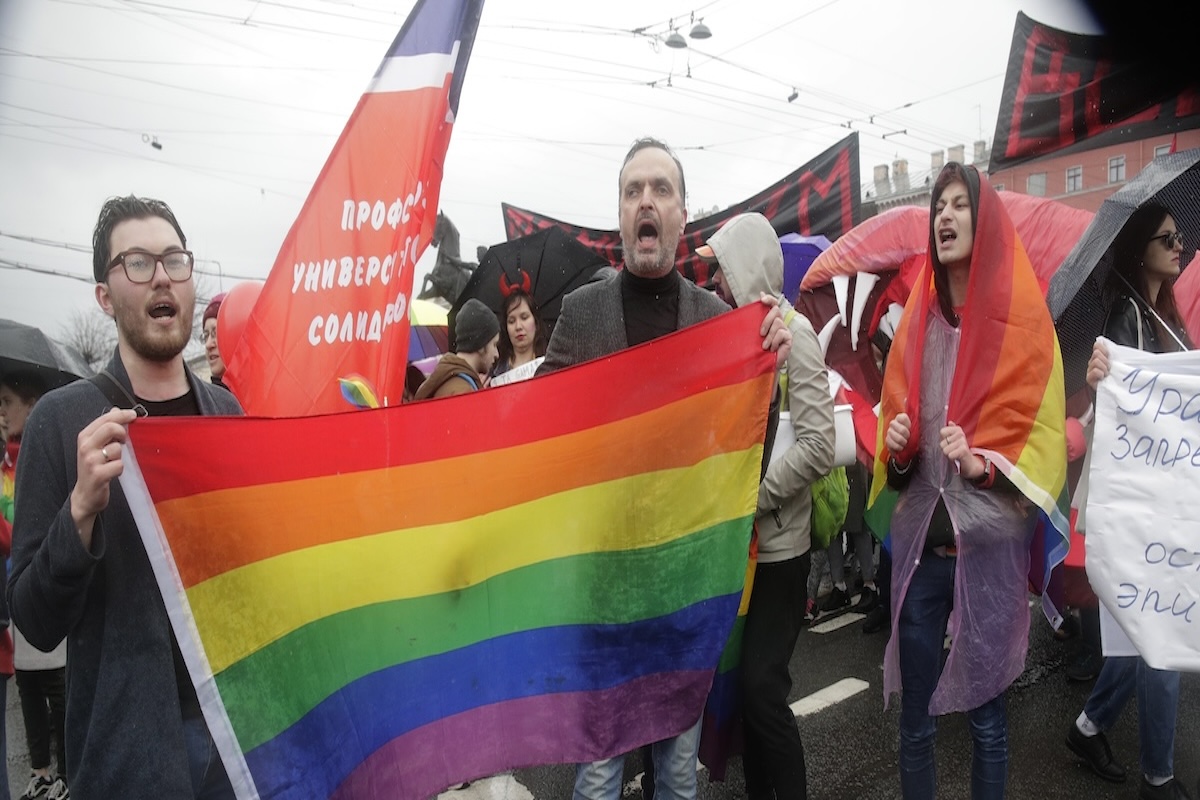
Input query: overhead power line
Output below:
<box><xmin>0</xmin><ymin>258</ymin><xmax>94</xmax><ymax>284</ymax></box>
<box><xmin>0</xmin><ymin>232</ymin><xmax>265</xmax><ymax>284</ymax></box>
<box><xmin>0</xmin><ymin>231</ymin><xmax>91</xmax><ymax>253</ymax></box>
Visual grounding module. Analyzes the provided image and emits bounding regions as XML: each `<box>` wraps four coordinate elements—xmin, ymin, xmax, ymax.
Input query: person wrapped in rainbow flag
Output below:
<box><xmin>868</xmin><ymin>162</ymin><xmax>1069</xmax><ymax>798</ymax></box>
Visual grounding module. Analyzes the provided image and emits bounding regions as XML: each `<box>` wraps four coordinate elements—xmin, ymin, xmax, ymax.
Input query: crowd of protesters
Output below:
<box><xmin>0</xmin><ymin>134</ymin><xmax>1195</xmax><ymax>800</ymax></box>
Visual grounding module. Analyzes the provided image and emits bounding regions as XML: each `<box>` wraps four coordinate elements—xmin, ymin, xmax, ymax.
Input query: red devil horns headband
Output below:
<box><xmin>499</xmin><ymin>269</ymin><xmax>532</xmax><ymax>298</ymax></box>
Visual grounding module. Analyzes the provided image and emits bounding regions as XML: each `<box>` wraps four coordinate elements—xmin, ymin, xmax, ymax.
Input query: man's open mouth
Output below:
<box><xmin>149</xmin><ymin>301</ymin><xmax>177</xmax><ymax>319</ymax></box>
<box><xmin>938</xmin><ymin>229</ymin><xmax>956</xmax><ymax>244</ymax></box>
<box><xmin>637</xmin><ymin>220</ymin><xmax>659</xmax><ymax>246</ymax></box>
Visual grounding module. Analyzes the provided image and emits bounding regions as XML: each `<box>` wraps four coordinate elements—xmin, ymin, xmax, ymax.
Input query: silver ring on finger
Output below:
<box><xmin>102</xmin><ymin>445</ymin><xmax>111</xmax><ymax>462</ymax></box>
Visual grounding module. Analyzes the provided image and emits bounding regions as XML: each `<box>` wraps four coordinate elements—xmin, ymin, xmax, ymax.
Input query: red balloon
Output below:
<box><xmin>216</xmin><ymin>281</ymin><xmax>263</xmax><ymax>368</ymax></box>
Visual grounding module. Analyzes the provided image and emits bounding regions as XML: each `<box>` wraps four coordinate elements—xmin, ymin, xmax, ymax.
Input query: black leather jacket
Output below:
<box><xmin>1104</xmin><ymin>294</ymin><xmax>1186</xmax><ymax>354</ymax></box>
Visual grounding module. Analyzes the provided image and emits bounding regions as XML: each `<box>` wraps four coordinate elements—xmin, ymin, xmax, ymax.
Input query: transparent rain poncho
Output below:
<box><xmin>883</xmin><ymin>311</ymin><xmax>1037</xmax><ymax>715</ymax></box>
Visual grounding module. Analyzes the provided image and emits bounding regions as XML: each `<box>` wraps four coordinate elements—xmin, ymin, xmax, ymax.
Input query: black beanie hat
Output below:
<box><xmin>455</xmin><ymin>298</ymin><xmax>500</xmax><ymax>353</ymax></box>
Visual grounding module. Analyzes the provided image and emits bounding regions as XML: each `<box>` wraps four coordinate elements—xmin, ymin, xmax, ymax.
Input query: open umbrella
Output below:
<box><xmin>409</xmin><ymin>298</ymin><xmax>450</xmax><ymax>325</ymax></box>
<box><xmin>1048</xmin><ymin>147</ymin><xmax>1200</xmax><ymax>397</ymax></box>
<box><xmin>448</xmin><ymin>226</ymin><xmax>610</xmax><ymax>351</ymax></box>
<box><xmin>778</xmin><ymin>233</ymin><xmax>830</xmax><ymax>302</ymax></box>
<box><xmin>0</xmin><ymin>318</ymin><xmax>91</xmax><ymax>389</ymax></box>
<box><xmin>408</xmin><ymin>298</ymin><xmax>450</xmax><ymax>361</ymax></box>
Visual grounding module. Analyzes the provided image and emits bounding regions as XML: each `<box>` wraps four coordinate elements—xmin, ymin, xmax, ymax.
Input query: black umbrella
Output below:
<box><xmin>1047</xmin><ymin>148</ymin><xmax>1200</xmax><ymax>397</ymax></box>
<box><xmin>448</xmin><ymin>226</ymin><xmax>611</xmax><ymax>351</ymax></box>
<box><xmin>0</xmin><ymin>318</ymin><xmax>92</xmax><ymax>389</ymax></box>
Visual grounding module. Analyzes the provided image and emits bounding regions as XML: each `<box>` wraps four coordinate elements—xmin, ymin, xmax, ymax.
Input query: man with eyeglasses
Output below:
<box><xmin>8</xmin><ymin>195</ymin><xmax>242</xmax><ymax>799</ymax></box>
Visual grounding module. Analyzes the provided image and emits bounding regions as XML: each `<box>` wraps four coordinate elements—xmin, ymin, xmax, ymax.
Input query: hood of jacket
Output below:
<box><xmin>707</xmin><ymin>212</ymin><xmax>784</xmax><ymax>307</ymax></box>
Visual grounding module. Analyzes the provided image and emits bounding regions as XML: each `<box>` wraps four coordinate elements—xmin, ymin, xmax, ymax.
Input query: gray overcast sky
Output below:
<box><xmin>0</xmin><ymin>0</ymin><xmax>1099</xmax><ymax>343</ymax></box>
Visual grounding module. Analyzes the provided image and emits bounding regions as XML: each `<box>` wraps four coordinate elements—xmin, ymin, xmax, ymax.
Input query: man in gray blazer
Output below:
<box><xmin>539</xmin><ymin>138</ymin><xmax>791</xmax><ymax>800</ymax></box>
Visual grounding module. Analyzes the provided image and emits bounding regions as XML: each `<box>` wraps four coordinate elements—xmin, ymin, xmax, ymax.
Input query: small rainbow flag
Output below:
<box><xmin>121</xmin><ymin>307</ymin><xmax>775</xmax><ymax>800</ymax></box>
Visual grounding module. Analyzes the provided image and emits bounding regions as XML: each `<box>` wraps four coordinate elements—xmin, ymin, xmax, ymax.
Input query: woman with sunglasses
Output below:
<box><xmin>1100</xmin><ymin>202</ymin><xmax>1192</xmax><ymax>354</ymax></box>
<box><xmin>1066</xmin><ymin>202</ymin><xmax>1193</xmax><ymax>800</ymax></box>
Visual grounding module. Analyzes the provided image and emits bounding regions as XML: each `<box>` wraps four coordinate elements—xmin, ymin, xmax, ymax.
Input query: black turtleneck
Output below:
<box><xmin>621</xmin><ymin>269</ymin><xmax>680</xmax><ymax>346</ymax></box>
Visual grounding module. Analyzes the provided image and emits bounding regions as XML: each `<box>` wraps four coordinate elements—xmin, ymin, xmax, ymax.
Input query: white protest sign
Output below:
<box><xmin>1086</xmin><ymin>338</ymin><xmax>1200</xmax><ymax>671</ymax></box>
<box><xmin>490</xmin><ymin>357</ymin><xmax>544</xmax><ymax>387</ymax></box>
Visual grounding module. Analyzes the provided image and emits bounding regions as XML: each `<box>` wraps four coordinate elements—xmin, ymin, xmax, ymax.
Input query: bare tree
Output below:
<box><xmin>59</xmin><ymin>308</ymin><xmax>117</xmax><ymax>372</ymax></box>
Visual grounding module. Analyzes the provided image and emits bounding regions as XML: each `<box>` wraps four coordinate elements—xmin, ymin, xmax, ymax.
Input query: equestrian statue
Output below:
<box><xmin>418</xmin><ymin>211</ymin><xmax>477</xmax><ymax>306</ymax></box>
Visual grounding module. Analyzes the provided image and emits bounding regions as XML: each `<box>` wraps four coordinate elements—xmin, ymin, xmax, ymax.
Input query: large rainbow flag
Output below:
<box><xmin>120</xmin><ymin>307</ymin><xmax>775</xmax><ymax>800</ymax></box>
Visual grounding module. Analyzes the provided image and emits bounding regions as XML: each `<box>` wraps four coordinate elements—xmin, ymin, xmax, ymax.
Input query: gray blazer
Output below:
<box><xmin>539</xmin><ymin>270</ymin><xmax>730</xmax><ymax>372</ymax></box>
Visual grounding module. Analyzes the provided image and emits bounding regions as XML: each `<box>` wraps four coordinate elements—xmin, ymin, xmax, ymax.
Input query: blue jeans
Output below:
<box><xmin>897</xmin><ymin>553</ymin><xmax>1007</xmax><ymax>800</ymax></box>
<box><xmin>1083</xmin><ymin>655</ymin><xmax>1179</xmax><ymax>779</ymax></box>
<box><xmin>183</xmin><ymin>715</ymin><xmax>236</xmax><ymax>800</ymax></box>
<box><xmin>573</xmin><ymin>717</ymin><xmax>702</xmax><ymax>800</ymax></box>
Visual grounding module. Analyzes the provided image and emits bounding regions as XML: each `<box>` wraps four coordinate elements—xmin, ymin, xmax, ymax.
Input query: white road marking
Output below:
<box><xmin>808</xmin><ymin>611</ymin><xmax>864</xmax><ymax>634</ymax></box>
<box><xmin>468</xmin><ymin>671</ymin><xmax>867</xmax><ymax>798</ymax></box>
<box><xmin>625</xmin><ymin>678</ymin><xmax>871</xmax><ymax>794</ymax></box>
<box><xmin>438</xmin><ymin>773</ymin><xmax>535</xmax><ymax>800</ymax></box>
<box><xmin>789</xmin><ymin>678</ymin><xmax>870</xmax><ymax>717</ymax></box>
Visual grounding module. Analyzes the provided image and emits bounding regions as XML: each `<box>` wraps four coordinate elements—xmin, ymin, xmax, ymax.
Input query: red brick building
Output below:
<box><xmin>986</xmin><ymin>130</ymin><xmax>1200</xmax><ymax>212</ymax></box>
<box><xmin>863</xmin><ymin>130</ymin><xmax>1200</xmax><ymax>218</ymax></box>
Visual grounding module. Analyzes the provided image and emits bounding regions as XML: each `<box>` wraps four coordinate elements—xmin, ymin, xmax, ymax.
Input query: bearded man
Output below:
<box><xmin>538</xmin><ymin>139</ymin><xmax>792</xmax><ymax>800</ymax></box>
<box><xmin>8</xmin><ymin>196</ymin><xmax>242</xmax><ymax>799</ymax></box>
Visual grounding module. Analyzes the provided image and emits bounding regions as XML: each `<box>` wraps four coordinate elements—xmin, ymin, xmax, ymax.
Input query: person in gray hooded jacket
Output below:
<box><xmin>702</xmin><ymin>211</ymin><xmax>835</xmax><ymax>800</ymax></box>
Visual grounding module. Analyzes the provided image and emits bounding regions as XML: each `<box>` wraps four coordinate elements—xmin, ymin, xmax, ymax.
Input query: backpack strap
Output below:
<box><xmin>454</xmin><ymin>372</ymin><xmax>480</xmax><ymax>391</ymax></box>
<box><xmin>88</xmin><ymin>371</ymin><xmax>148</xmax><ymax>417</ymax></box>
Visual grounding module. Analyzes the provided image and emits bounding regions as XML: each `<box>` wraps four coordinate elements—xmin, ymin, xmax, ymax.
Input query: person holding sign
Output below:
<box><xmin>871</xmin><ymin>162</ymin><xmax>1068</xmax><ymax>800</ymax></box>
<box><xmin>491</xmin><ymin>286</ymin><xmax>547</xmax><ymax>385</ymax></box>
<box><xmin>1066</xmin><ymin>202</ymin><xmax>1193</xmax><ymax>800</ymax></box>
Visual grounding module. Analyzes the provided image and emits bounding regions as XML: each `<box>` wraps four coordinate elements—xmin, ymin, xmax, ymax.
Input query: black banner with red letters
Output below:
<box><xmin>502</xmin><ymin>133</ymin><xmax>860</xmax><ymax>286</ymax></box>
<box><xmin>989</xmin><ymin>11</ymin><xmax>1200</xmax><ymax>172</ymax></box>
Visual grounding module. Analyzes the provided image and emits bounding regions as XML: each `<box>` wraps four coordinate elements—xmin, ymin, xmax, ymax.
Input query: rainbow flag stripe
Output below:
<box><xmin>697</xmin><ymin>531</ymin><xmax>755</xmax><ymax>779</ymax></box>
<box><xmin>122</xmin><ymin>307</ymin><xmax>775</xmax><ymax>800</ymax></box>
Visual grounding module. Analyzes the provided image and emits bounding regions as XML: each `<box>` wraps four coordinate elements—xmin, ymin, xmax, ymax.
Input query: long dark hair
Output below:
<box><xmin>496</xmin><ymin>290</ymin><xmax>547</xmax><ymax>366</ymax></box>
<box><xmin>927</xmin><ymin>162</ymin><xmax>981</xmax><ymax>327</ymax></box>
<box><xmin>1105</xmin><ymin>202</ymin><xmax>1192</xmax><ymax>349</ymax></box>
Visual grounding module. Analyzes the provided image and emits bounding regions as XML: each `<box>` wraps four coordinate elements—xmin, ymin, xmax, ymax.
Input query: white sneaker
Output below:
<box><xmin>45</xmin><ymin>778</ymin><xmax>69</xmax><ymax>800</ymax></box>
<box><xmin>19</xmin><ymin>774</ymin><xmax>54</xmax><ymax>800</ymax></box>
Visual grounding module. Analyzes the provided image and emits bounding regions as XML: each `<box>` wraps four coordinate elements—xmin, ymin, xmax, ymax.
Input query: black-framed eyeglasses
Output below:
<box><xmin>106</xmin><ymin>249</ymin><xmax>194</xmax><ymax>283</ymax></box>
<box><xmin>1149</xmin><ymin>231</ymin><xmax>1185</xmax><ymax>250</ymax></box>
